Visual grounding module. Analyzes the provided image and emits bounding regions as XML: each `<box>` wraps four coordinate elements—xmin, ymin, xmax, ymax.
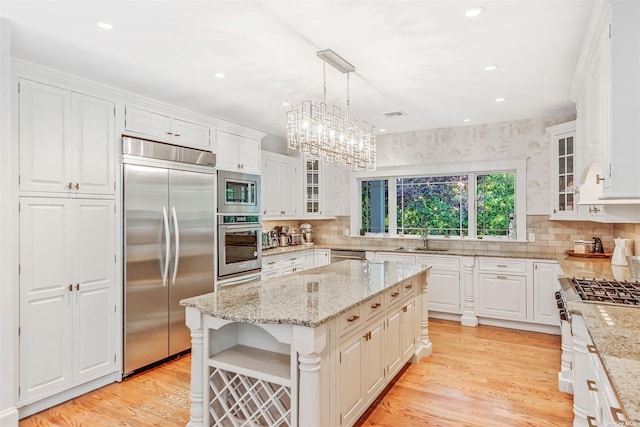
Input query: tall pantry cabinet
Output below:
<box><xmin>17</xmin><ymin>78</ymin><xmax>118</xmax><ymax>406</ymax></box>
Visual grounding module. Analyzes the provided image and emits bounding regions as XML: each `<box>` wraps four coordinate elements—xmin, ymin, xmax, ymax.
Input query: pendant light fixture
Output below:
<box><xmin>286</xmin><ymin>49</ymin><xmax>376</xmax><ymax>170</ymax></box>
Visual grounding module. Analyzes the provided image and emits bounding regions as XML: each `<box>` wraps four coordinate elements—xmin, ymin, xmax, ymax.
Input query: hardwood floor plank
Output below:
<box><xmin>20</xmin><ymin>319</ymin><xmax>573</xmax><ymax>426</ymax></box>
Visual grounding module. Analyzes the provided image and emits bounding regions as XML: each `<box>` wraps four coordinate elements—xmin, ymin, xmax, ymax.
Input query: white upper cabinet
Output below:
<box><xmin>123</xmin><ymin>106</ymin><xmax>211</xmax><ymax>149</ymax></box>
<box><xmin>261</xmin><ymin>151</ymin><xmax>299</xmax><ymax>218</ymax></box>
<box><xmin>571</xmin><ymin>0</ymin><xmax>640</xmax><ymax>202</ymax></box>
<box><xmin>19</xmin><ymin>79</ymin><xmax>115</xmax><ymax>195</ymax></box>
<box><xmin>214</xmin><ymin>129</ymin><xmax>261</xmax><ymax>174</ymax></box>
<box><xmin>301</xmin><ymin>158</ymin><xmax>335</xmax><ymax>218</ymax></box>
<box><xmin>124</xmin><ymin>105</ymin><xmax>210</xmax><ymax>150</ymax></box>
<box><xmin>547</xmin><ymin>121</ymin><xmax>578</xmax><ymax>218</ymax></box>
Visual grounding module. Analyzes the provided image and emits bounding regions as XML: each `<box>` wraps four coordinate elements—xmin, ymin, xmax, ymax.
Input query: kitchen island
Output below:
<box><xmin>181</xmin><ymin>260</ymin><xmax>431</xmax><ymax>427</ymax></box>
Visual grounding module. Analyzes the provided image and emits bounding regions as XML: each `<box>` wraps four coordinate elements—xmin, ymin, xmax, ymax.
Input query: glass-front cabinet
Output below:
<box><xmin>302</xmin><ymin>158</ymin><xmax>333</xmax><ymax>218</ymax></box>
<box><xmin>547</xmin><ymin>121</ymin><xmax>578</xmax><ymax>218</ymax></box>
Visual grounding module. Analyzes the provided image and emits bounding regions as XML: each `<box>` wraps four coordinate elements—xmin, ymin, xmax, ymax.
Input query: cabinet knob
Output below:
<box><xmin>75</xmin><ymin>183</ymin><xmax>80</xmax><ymax>190</ymax></box>
<box><xmin>402</xmin><ymin>305</ymin><xmax>408</xmax><ymax>313</ymax></box>
<box><xmin>67</xmin><ymin>182</ymin><xmax>73</xmax><ymax>190</ymax></box>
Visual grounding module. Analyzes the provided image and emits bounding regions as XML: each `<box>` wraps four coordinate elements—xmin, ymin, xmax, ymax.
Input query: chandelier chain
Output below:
<box><xmin>322</xmin><ymin>61</ymin><xmax>327</xmax><ymax>104</ymax></box>
<box><xmin>346</xmin><ymin>72</ymin><xmax>350</xmax><ymax>120</ymax></box>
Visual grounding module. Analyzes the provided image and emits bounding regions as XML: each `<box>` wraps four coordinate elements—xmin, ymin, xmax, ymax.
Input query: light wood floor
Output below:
<box><xmin>20</xmin><ymin>319</ymin><xmax>573</xmax><ymax>426</ymax></box>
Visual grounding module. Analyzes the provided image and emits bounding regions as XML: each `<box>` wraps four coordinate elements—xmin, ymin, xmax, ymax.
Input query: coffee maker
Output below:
<box><xmin>300</xmin><ymin>223</ymin><xmax>313</xmax><ymax>245</ymax></box>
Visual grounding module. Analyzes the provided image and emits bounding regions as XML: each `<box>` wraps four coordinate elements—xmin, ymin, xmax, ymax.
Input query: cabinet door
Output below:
<box><xmin>339</xmin><ymin>333</ymin><xmax>364</xmax><ymax>426</ymax></box>
<box><xmin>313</xmin><ymin>249</ymin><xmax>330</xmax><ymax>268</ymax></box>
<box><xmin>124</xmin><ymin>106</ymin><xmax>171</xmax><ymax>141</ymax></box>
<box><xmin>401</xmin><ymin>299</ymin><xmax>416</xmax><ymax>361</ymax></box>
<box><xmin>364</xmin><ymin>318</ymin><xmax>385</xmax><ymax>401</ymax></box>
<box><xmin>72</xmin><ymin>93</ymin><xmax>115</xmax><ymax>195</ymax></box>
<box><xmin>261</xmin><ymin>157</ymin><xmax>280</xmax><ymax>216</ymax></box>
<box><xmin>386</xmin><ymin>308</ymin><xmax>402</xmax><ymax>376</ymax></box>
<box><xmin>19</xmin><ymin>79</ymin><xmax>71</xmax><ymax>193</ymax></box>
<box><xmin>72</xmin><ymin>200</ymin><xmax>116</xmax><ymax>382</ymax></box>
<box><xmin>171</xmin><ymin>118</ymin><xmax>210</xmax><ymax>150</ymax></box>
<box><xmin>426</xmin><ymin>269</ymin><xmax>461</xmax><ymax>313</ymax></box>
<box><xmin>19</xmin><ymin>198</ymin><xmax>73</xmax><ymax>403</ymax></box>
<box><xmin>216</xmin><ymin>130</ymin><xmax>261</xmax><ymax>173</ymax></box>
<box><xmin>533</xmin><ymin>262</ymin><xmax>562</xmax><ymax>325</ymax></box>
<box><xmin>477</xmin><ymin>274</ymin><xmax>527</xmax><ymax>320</ymax></box>
<box><xmin>303</xmin><ymin>159</ymin><xmax>321</xmax><ymax>215</ymax></box>
<box><xmin>303</xmin><ymin>250</ymin><xmax>314</xmax><ymax>270</ymax></box>
<box><xmin>279</xmin><ymin>160</ymin><xmax>298</xmax><ymax>216</ymax></box>
<box><xmin>375</xmin><ymin>252</ymin><xmax>416</xmax><ymax>263</ymax></box>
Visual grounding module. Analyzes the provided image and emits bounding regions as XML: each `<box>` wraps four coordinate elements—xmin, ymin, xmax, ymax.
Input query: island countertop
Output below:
<box><xmin>181</xmin><ymin>260</ymin><xmax>430</xmax><ymax>328</ymax></box>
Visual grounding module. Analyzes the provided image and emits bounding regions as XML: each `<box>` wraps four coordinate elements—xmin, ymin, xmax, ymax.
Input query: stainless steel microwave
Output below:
<box><xmin>217</xmin><ymin>170</ymin><xmax>260</xmax><ymax>214</ymax></box>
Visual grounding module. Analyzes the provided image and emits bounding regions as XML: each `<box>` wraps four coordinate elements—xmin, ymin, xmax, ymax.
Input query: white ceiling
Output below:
<box><xmin>1</xmin><ymin>0</ymin><xmax>594</xmax><ymax>138</ymax></box>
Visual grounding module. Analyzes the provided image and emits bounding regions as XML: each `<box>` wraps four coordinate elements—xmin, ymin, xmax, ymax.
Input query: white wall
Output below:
<box><xmin>371</xmin><ymin>114</ymin><xmax>576</xmax><ymax>215</ymax></box>
<box><xmin>0</xmin><ymin>17</ymin><xmax>19</xmax><ymax>427</ymax></box>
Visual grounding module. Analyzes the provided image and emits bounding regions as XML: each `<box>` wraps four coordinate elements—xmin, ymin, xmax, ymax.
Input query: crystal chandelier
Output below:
<box><xmin>287</xmin><ymin>49</ymin><xmax>376</xmax><ymax>170</ymax></box>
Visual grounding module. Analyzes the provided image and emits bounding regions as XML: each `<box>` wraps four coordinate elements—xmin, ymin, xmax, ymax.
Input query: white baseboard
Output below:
<box><xmin>478</xmin><ymin>317</ymin><xmax>561</xmax><ymax>335</ymax></box>
<box><xmin>0</xmin><ymin>407</ymin><xmax>19</xmax><ymax>427</ymax></box>
<box><xmin>19</xmin><ymin>372</ymin><xmax>119</xmax><ymax>419</ymax></box>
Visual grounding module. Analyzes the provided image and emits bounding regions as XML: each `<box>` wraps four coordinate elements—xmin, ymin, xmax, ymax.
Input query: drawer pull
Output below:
<box><xmin>363</xmin><ymin>331</ymin><xmax>372</xmax><ymax>341</ymax></box>
<box><xmin>610</xmin><ymin>407</ymin><xmax>626</xmax><ymax>423</ymax></box>
<box><xmin>587</xmin><ymin>344</ymin><xmax>597</xmax><ymax>354</ymax></box>
<box><xmin>390</xmin><ymin>292</ymin><xmax>400</xmax><ymax>298</ymax></box>
<box><xmin>497</xmin><ymin>264</ymin><xmax>508</xmax><ymax>268</ymax></box>
<box><xmin>496</xmin><ymin>275</ymin><xmax>508</xmax><ymax>280</ymax></box>
<box><xmin>586</xmin><ymin>379</ymin><xmax>598</xmax><ymax>392</ymax></box>
<box><xmin>586</xmin><ymin>416</ymin><xmax>597</xmax><ymax>427</ymax></box>
<box><xmin>267</xmin><ymin>261</ymin><xmax>276</xmax><ymax>265</ymax></box>
<box><xmin>371</xmin><ymin>302</ymin><xmax>381</xmax><ymax>309</ymax></box>
<box><xmin>402</xmin><ymin>305</ymin><xmax>408</xmax><ymax>313</ymax></box>
<box><xmin>404</xmin><ymin>284</ymin><xmax>413</xmax><ymax>289</ymax></box>
<box><xmin>347</xmin><ymin>315</ymin><xmax>360</xmax><ymax>323</ymax></box>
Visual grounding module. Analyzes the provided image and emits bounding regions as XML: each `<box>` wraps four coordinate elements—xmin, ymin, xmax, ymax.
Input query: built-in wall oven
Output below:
<box><xmin>217</xmin><ymin>214</ymin><xmax>262</xmax><ymax>287</ymax></box>
<box><xmin>217</xmin><ymin>170</ymin><xmax>260</xmax><ymax>214</ymax></box>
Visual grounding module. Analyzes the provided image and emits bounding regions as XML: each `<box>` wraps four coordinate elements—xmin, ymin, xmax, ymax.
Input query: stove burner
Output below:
<box><xmin>570</xmin><ymin>278</ymin><xmax>640</xmax><ymax>305</ymax></box>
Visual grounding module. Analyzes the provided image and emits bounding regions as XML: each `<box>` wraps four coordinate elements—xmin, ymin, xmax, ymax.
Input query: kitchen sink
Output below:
<box><xmin>394</xmin><ymin>247</ymin><xmax>449</xmax><ymax>252</ymax></box>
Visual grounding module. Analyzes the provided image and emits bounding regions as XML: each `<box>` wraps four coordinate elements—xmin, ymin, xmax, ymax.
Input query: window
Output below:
<box><xmin>361</xmin><ymin>180</ymin><xmax>388</xmax><ymax>233</ymax></box>
<box><xmin>476</xmin><ymin>173</ymin><xmax>515</xmax><ymax>236</ymax></box>
<box><xmin>352</xmin><ymin>159</ymin><xmax>525</xmax><ymax>241</ymax></box>
<box><xmin>396</xmin><ymin>176</ymin><xmax>468</xmax><ymax>236</ymax></box>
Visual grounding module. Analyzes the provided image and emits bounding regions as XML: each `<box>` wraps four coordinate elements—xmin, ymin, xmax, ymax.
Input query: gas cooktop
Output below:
<box><xmin>570</xmin><ymin>278</ymin><xmax>640</xmax><ymax>305</ymax></box>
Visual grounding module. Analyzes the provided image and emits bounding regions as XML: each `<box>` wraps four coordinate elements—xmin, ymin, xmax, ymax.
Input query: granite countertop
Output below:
<box><xmin>181</xmin><ymin>260</ymin><xmax>429</xmax><ymax>328</ymax></box>
<box><xmin>567</xmin><ymin>301</ymin><xmax>640</xmax><ymax>424</ymax></box>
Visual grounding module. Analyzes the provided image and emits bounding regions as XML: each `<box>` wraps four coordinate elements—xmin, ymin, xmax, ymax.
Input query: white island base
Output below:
<box><xmin>183</xmin><ymin>262</ymin><xmax>431</xmax><ymax>427</ymax></box>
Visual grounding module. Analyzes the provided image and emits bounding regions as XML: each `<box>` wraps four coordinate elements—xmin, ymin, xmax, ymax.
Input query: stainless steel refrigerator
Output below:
<box><xmin>123</xmin><ymin>137</ymin><xmax>216</xmax><ymax>375</ymax></box>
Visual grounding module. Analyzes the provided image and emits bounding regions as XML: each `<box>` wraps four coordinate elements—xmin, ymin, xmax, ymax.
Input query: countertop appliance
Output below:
<box><xmin>218</xmin><ymin>214</ymin><xmax>262</xmax><ymax>282</ymax></box>
<box><xmin>217</xmin><ymin>170</ymin><xmax>260</xmax><ymax>214</ymax></box>
<box><xmin>331</xmin><ymin>249</ymin><xmax>366</xmax><ymax>263</ymax></box>
<box><xmin>123</xmin><ymin>136</ymin><xmax>216</xmax><ymax>376</ymax></box>
<box><xmin>300</xmin><ymin>223</ymin><xmax>313</xmax><ymax>245</ymax></box>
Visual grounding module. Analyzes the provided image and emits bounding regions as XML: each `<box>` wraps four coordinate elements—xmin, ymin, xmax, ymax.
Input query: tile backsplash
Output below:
<box><xmin>265</xmin><ymin>215</ymin><xmax>640</xmax><ymax>256</ymax></box>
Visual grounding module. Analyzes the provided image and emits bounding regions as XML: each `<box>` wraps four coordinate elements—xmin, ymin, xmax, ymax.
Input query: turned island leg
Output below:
<box><xmin>185</xmin><ymin>307</ymin><xmax>204</xmax><ymax>427</ymax></box>
<box><xmin>413</xmin><ymin>270</ymin><xmax>433</xmax><ymax>362</ymax></box>
<box><xmin>292</xmin><ymin>324</ymin><xmax>327</xmax><ymax>427</ymax></box>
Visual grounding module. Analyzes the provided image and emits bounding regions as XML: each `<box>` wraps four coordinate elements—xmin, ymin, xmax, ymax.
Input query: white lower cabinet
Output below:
<box><xmin>313</xmin><ymin>249</ymin><xmax>330</xmax><ymax>267</ymax></box>
<box><xmin>338</xmin><ymin>279</ymin><xmax>420</xmax><ymax>426</ymax></box>
<box><xmin>477</xmin><ymin>273</ymin><xmax>527</xmax><ymax>320</ymax></box>
<box><xmin>416</xmin><ymin>255</ymin><xmax>461</xmax><ymax>314</ymax></box>
<box><xmin>533</xmin><ymin>262</ymin><xmax>562</xmax><ymax>325</ymax></box>
<box><xmin>262</xmin><ymin>249</ymin><xmax>331</xmax><ymax>280</ymax></box>
<box><xmin>19</xmin><ymin>197</ymin><xmax>117</xmax><ymax>404</ymax></box>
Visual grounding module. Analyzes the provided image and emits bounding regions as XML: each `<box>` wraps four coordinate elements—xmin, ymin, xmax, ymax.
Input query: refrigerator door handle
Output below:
<box><xmin>162</xmin><ymin>206</ymin><xmax>171</xmax><ymax>287</ymax></box>
<box><xmin>171</xmin><ymin>206</ymin><xmax>180</xmax><ymax>286</ymax></box>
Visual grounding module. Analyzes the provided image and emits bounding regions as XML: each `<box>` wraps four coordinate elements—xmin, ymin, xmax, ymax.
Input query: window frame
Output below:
<box><xmin>350</xmin><ymin>158</ymin><xmax>528</xmax><ymax>242</ymax></box>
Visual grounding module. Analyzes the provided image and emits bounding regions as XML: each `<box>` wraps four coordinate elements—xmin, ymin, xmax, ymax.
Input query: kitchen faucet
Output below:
<box><xmin>421</xmin><ymin>228</ymin><xmax>429</xmax><ymax>249</ymax></box>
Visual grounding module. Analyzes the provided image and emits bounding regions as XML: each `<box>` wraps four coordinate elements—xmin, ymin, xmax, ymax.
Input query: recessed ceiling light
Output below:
<box><xmin>463</xmin><ymin>118</ymin><xmax>471</xmax><ymax>122</ymax></box>
<box><xmin>495</xmin><ymin>97</ymin><xmax>506</xmax><ymax>103</ymax></box>
<box><xmin>281</xmin><ymin>101</ymin><xmax>290</xmax><ymax>107</ymax></box>
<box><xmin>484</xmin><ymin>65</ymin><xmax>498</xmax><ymax>71</ymax></box>
<box><xmin>379</xmin><ymin>128</ymin><xmax>387</xmax><ymax>132</ymax></box>
<box><xmin>213</xmin><ymin>72</ymin><xmax>225</xmax><ymax>79</ymax></box>
<box><xmin>465</xmin><ymin>6</ymin><xmax>485</xmax><ymax>18</ymax></box>
<box><xmin>96</xmin><ymin>22</ymin><xmax>113</xmax><ymax>30</ymax></box>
